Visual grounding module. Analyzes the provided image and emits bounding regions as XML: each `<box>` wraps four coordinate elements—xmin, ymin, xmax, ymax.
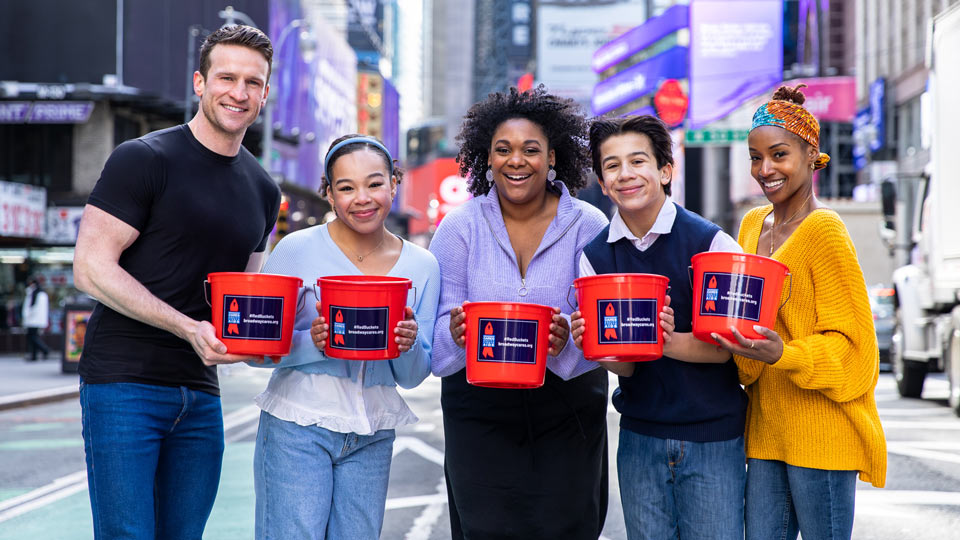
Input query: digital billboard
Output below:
<box><xmin>688</xmin><ymin>0</ymin><xmax>783</xmax><ymax>129</ymax></box>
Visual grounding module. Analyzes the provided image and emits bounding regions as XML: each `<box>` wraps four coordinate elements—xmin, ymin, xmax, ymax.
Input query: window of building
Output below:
<box><xmin>0</xmin><ymin>124</ymin><xmax>73</xmax><ymax>192</ymax></box>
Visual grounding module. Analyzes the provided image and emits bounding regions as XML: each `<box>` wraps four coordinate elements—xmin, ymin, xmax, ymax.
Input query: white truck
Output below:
<box><xmin>887</xmin><ymin>3</ymin><xmax>960</xmax><ymax>413</ymax></box>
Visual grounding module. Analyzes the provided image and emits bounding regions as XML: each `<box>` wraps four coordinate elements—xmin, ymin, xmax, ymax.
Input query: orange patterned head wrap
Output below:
<box><xmin>751</xmin><ymin>84</ymin><xmax>831</xmax><ymax>170</ymax></box>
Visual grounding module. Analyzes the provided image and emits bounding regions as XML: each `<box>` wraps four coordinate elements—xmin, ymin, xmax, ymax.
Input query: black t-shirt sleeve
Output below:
<box><xmin>87</xmin><ymin>139</ymin><xmax>163</xmax><ymax>232</ymax></box>
<box><xmin>257</xmin><ymin>186</ymin><xmax>281</xmax><ymax>252</ymax></box>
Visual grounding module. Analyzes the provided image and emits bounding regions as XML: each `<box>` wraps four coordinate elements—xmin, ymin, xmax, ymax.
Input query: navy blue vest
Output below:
<box><xmin>582</xmin><ymin>203</ymin><xmax>746</xmax><ymax>442</ymax></box>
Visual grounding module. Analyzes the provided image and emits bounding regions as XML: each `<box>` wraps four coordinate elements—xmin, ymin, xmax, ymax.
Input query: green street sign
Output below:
<box><xmin>685</xmin><ymin>129</ymin><xmax>750</xmax><ymax>145</ymax></box>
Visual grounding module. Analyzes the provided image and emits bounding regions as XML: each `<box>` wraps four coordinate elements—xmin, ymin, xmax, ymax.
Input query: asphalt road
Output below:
<box><xmin>1</xmin><ymin>366</ymin><xmax>959</xmax><ymax>539</ymax></box>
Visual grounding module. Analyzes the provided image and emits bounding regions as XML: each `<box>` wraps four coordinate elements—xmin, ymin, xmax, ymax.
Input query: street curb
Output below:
<box><xmin>0</xmin><ymin>385</ymin><xmax>79</xmax><ymax>411</ymax></box>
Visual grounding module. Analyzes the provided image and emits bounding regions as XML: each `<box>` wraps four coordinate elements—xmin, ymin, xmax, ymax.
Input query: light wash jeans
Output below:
<box><xmin>80</xmin><ymin>381</ymin><xmax>224</xmax><ymax>540</ymax></box>
<box><xmin>253</xmin><ymin>411</ymin><xmax>395</xmax><ymax>540</ymax></box>
<box><xmin>745</xmin><ymin>458</ymin><xmax>857</xmax><ymax>540</ymax></box>
<box><xmin>617</xmin><ymin>429</ymin><xmax>745</xmax><ymax>540</ymax></box>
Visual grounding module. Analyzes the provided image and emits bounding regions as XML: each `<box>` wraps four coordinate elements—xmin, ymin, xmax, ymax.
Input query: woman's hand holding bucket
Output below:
<box><xmin>394</xmin><ymin>306</ymin><xmax>418</xmax><ymax>353</ymax></box>
<box><xmin>448</xmin><ymin>304</ymin><xmax>467</xmax><ymax>349</ymax></box>
<box><xmin>548</xmin><ymin>308</ymin><xmax>569</xmax><ymax>356</ymax></box>
<box><xmin>311</xmin><ymin>301</ymin><xmax>329</xmax><ymax>352</ymax></box>
<box><xmin>711</xmin><ymin>325</ymin><xmax>784</xmax><ymax>364</ymax></box>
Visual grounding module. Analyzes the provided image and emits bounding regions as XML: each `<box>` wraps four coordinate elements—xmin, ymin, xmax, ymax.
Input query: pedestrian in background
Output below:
<box><xmin>22</xmin><ymin>277</ymin><xmax>50</xmax><ymax>361</ymax></box>
<box><xmin>249</xmin><ymin>134</ymin><xmax>440</xmax><ymax>540</ymax></box>
<box><xmin>571</xmin><ymin>115</ymin><xmax>747</xmax><ymax>540</ymax></box>
<box><xmin>429</xmin><ymin>86</ymin><xmax>609</xmax><ymax>539</ymax></box>
<box><xmin>72</xmin><ymin>25</ymin><xmax>280</xmax><ymax>539</ymax></box>
<box><xmin>713</xmin><ymin>84</ymin><xmax>887</xmax><ymax>540</ymax></box>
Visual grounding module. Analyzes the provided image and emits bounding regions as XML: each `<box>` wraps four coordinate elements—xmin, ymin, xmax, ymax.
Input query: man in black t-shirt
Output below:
<box><xmin>73</xmin><ymin>25</ymin><xmax>280</xmax><ymax>539</ymax></box>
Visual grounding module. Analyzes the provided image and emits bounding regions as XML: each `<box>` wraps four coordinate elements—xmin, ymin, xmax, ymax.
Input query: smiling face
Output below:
<box><xmin>488</xmin><ymin>118</ymin><xmax>556</xmax><ymax>206</ymax></box>
<box><xmin>597</xmin><ymin>132</ymin><xmax>670</xmax><ymax>218</ymax></box>
<box><xmin>325</xmin><ymin>148</ymin><xmax>397</xmax><ymax>235</ymax></box>
<box><xmin>194</xmin><ymin>43</ymin><xmax>270</xmax><ymax>141</ymax></box>
<box><xmin>748</xmin><ymin>125</ymin><xmax>818</xmax><ymax>204</ymax></box>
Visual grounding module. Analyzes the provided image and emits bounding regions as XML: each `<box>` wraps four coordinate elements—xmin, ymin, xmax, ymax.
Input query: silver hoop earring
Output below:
<box><xmin>546</xmin><ymin>167</ymin><xmax>557</xmax><ymax>182</ymax></box>
<box><xmin>485</xmin><ymin>169</ymin><xmax>494</xmax><ymax>182</ymax></box>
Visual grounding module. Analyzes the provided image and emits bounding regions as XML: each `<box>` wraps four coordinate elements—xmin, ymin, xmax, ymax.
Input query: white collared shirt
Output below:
<box><xmin>579</xmin><ymin>197</ymin><xmax>742</xmax><ymax>277</ymax></box>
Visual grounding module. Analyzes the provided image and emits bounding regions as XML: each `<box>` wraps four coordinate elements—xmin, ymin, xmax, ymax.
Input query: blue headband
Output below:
<box><xmin>323</xmin><ymin>137</ymin><xmax>394</xmax><ymax>184</ymax></box>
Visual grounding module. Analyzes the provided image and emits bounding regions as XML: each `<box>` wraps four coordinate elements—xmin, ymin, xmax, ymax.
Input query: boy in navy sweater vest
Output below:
<box><xmin>571</xmin><ymin>116</ymin><xmax>747</xmax><ymax>540</ymax></box>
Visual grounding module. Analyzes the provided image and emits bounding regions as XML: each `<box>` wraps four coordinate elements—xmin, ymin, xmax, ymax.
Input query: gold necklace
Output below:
<box><xmin>335</xmin><ymin>223</ymin><xmax>390</xmax><ymax>262</ymax></box>
<box><xmin>769</xmin><ymin>192</ymin><xmax>813</xmax><ymax>256</ymax></box>
<box><xmin>352</xmin><ymin>233</ymin><xmax>388</xmax><ymax>262</ymax></box>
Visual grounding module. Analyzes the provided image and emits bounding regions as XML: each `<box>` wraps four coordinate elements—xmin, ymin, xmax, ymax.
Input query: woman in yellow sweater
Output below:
<box><xmin>712</xmin><ymin>85</ymin><xmax>886</xmax><ymax>540</ymax></box>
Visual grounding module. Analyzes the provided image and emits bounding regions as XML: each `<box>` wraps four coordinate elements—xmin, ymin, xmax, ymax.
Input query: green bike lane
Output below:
<box><xmin>0</xmin><ymin>365</ymin><xmax>270</xmax><ymax>539</ymax></box>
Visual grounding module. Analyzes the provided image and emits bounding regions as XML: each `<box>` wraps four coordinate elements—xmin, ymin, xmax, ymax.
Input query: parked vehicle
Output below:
<box><xmin>884</xmin><ymin>4</ymin><xmax>960</xmax><ymax>415</ymax></box>
<box><xmin>869</xmin><ymin>285</ymin><xmax>895</xmax><ymax>372</ymax></box>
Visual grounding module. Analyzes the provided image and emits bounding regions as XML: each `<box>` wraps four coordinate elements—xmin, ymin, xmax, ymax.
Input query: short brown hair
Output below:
<box><xmin>199</xmin><ymin>25</ymin><xmax>273</xmax><ymax>80</ymax></box>
<box><xmin>589</xmin><ymin>115</ymin><xmax>674</xmax><ymax>195</ymax></box>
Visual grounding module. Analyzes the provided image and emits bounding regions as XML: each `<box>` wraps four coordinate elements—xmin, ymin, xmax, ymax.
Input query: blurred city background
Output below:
<box><xmin>2</xmin><ymin>1</ymin><xmax>960</xmax><ymax>538</ymax></box>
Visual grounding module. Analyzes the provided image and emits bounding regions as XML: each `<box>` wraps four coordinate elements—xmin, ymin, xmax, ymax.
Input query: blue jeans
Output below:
<box><xmin>745</xmin><ymin>458</ymin><xmax>857</xmax><ymax>540</ymax></box>
<box><xmin>617</xmin><ymin>429</ymin><xmax>745</xmax><ymax>540</ymax></box>
<box><xmin>79</xmin><ymin>381</ymin><xmax>224</xmax><ymax>540</ymax></box>
<box><xmin>253</xmin><ymin>411</ymin><xmax>396</xmax><ymax>540</ymax></box>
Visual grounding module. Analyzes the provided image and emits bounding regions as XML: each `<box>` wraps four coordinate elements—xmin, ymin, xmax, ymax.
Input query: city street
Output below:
<box><xmin>1</xmin><ymin>363</ymin><xmax>960</xmax><ymax>539</ymax></box>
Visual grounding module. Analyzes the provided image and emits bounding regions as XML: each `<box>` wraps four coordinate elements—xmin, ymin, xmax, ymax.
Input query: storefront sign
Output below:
<box><xmin>869</xmin><ymin>78</ymin><xmax>886</xmax><ymax>152</ymax></box>
<box><xmin>0</xmin><ymin>180</ymin><xmax>46</xmax><ymax>239</ymax></box>
<box><xmin>45</xmin><ymin>206</ymin><xmax>84</xmax><ymax>244</ymax></box>
<box><xmin>781</xmin><ymin>77</ymin><xmax>857</xmax><ymax>123</ymax></box>
<box><xmin>0</xmin><ymin>101</ymin><xmax>94</xmax><ymax>124</ymax></box>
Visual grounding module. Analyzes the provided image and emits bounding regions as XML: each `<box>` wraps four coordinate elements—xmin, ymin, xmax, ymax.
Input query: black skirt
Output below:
<box><xmin>441</xmin><ymin>367</ymin><xmax>609</xmax><ymax>539</ymax></box>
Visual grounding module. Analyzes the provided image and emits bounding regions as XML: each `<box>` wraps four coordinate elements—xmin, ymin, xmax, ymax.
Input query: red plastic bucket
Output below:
<box><xmin>691</xmin><ymin>252</ymin><xmax>790</xmax><ymax>344</ymax></box>
<box><xmin>463</xmin><ymin>301</ymin><xmax>553</xmax><ymax>389</ymax></box>
<box><xmin>207</xmin><ymin>272</ymin><xmax>303</xmax><ymax>356</ymax></box>
<box><xmin>574</xmin><ymin>273</ymin><xmax>669</xmax><ymax>362</ymax></box>
<box><xmin>317</xmin><ymin>275</ymin><xmax>412</xmax><ymax>360</ymax></box>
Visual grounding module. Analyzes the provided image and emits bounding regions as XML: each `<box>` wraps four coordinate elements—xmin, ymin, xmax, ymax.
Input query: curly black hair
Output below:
<box><xmin>455</xmin><ymin>85</ymin><xmax>590</xmax><ymax>196</ymax></box>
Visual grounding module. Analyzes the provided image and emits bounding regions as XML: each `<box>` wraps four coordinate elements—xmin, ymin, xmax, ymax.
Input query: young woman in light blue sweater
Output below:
<box><xmin>250</xmin><ymin>135</ymin><xmax>441</xmax><ymax>540</ymax></box>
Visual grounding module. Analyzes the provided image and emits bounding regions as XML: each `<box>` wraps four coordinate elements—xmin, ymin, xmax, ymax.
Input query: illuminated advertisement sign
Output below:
<box><xmin>592</xmin><ymin>4</ymin><xmax>688</xmax><ymax>73</ymax></box>
<box><xmin>688</xmin><ymin>0</ymin><xmax>783</xmax><ymax>129</ymax></box>
<box><xmin>591</xmin><ymin>46</ymin><xmax>687</xmax><ymax>116</ymax></box>
<box><xmin>270</xmin><ymin>0</ymin><xmax>357</xmax><ymax>192</ymax></box>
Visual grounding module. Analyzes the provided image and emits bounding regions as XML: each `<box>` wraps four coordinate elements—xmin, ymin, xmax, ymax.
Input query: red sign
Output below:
<box><xmin>517</xmin><ymin>72</ymin><xmax>535</xmax><ymax>92</ymax></box>
<box><xmin>654</xmin><ymin>79</ymin><xmax>688</xmax><ymax>127</ymax></box>
<box><xmin>403</xmin><ymin>158</ymin><xmax>471</xmax><ymax>236</ymax></box>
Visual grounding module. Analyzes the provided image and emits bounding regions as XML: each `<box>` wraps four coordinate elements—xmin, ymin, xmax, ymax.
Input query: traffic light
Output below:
<box><xmin>357</xmin><ymin>70</ymin><xmax>384</xmax><ymax>140</ymax></box>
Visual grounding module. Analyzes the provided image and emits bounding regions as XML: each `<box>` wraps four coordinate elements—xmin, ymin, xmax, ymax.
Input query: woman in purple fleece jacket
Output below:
<box><xmin>429</xmin><ymin>86</ymin><xmax>609</xmax><ymax>539</ymax></box>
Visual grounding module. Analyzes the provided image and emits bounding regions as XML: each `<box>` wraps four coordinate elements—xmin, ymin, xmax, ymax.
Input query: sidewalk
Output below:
<box><xmin>0</xmin><ymin>353</ymin><xmax>79</xmax><ymax>410</ymax></box>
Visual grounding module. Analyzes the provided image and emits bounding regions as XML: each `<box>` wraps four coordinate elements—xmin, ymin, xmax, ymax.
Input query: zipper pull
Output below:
<box><xmin>519</xmin><ymin>277</ymin><xmax>528</xmax><ymax>297</ymax></box>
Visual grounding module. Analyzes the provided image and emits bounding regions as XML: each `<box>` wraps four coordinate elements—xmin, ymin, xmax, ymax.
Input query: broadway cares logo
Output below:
<box><xmin>603</xmin><ymin>303</ymin><xmax>619</xmax><ymax>340</ymax></box>
<box><xmin>481</xmin><ymin>322</ymin><xmax>496</xmax><ymax>359</ymax></box>
<box><xmin>227</xmin><ymin>299</ymin><xmax>241</xmax><ymax>335</ymax></box>
<box><xmin>333</xmin><ymin>310</ymin><xmax>346</xmax><ymax>345</ymax></box>
<box><xmin>705</xmin><ymin>276</ymin><xmax>719</xmax><ymax>312</ymax></box>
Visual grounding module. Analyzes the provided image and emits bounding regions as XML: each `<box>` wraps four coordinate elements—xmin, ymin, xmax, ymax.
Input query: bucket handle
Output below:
<box><xmin>567</xmin><ymin>284</ymin><xmax>578</xmax><ymax>311</ymax></box>
<box><xmin>309</xmin><ymin>284</ymin><xmax>419</xmax><ymax>314</ymax></box>
<box><xmin>203</xmin><ymin>280</ymin><xmax>211</xmax><ymax>307</ymax></box>
<box><xmin>687</xmin><ymin>266</ymin><xmax>694</xmax><ymax>288</ymax></box>
<box><xmin>778</xmin><ymin>273</ymin><xmax>793</xmax><ymax>311</ymax></box>
<box><xmin>408</xmin><ymin>286</ymin><xmax>418</xmax><ymax>309</ymax></box>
